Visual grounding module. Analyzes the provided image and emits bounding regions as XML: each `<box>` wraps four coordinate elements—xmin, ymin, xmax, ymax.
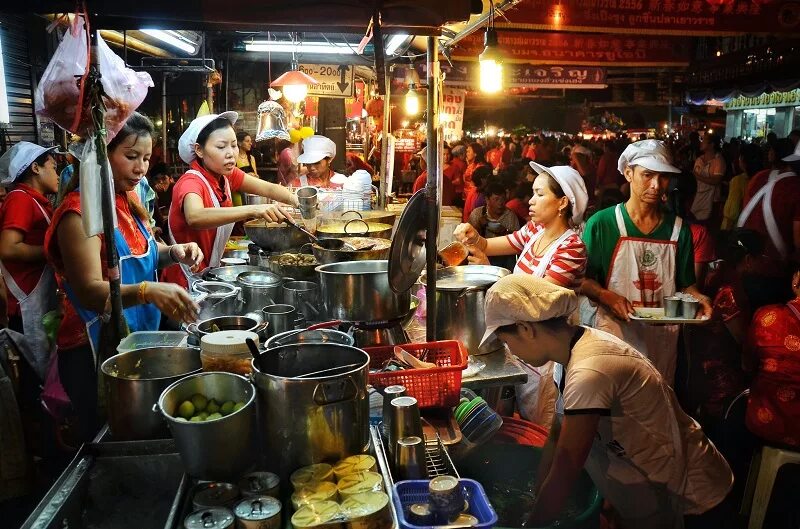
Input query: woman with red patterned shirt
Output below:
<box><xmin>745</xmin><ymin>261</ymin><xmax>800</xmax><ymax>448</ymax></box>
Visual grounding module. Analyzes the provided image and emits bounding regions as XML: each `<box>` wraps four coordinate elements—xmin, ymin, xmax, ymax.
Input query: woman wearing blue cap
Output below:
<box><xmin>0</xmin><ymin>142</ymin><xmax>60</xmax><ymax>373</ymax></box>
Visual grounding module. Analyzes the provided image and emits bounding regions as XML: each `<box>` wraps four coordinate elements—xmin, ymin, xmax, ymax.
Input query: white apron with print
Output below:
<box><xmin>514</xmin><ymin>227</ymin><xmax>576</xmax><ymax>425</ymax></box>
<box><xmin>737</xmin><ymin>169</ymin><xmax>794</xmax><ymax>259</ymax></box>
<box><xmin>168</xmin><ymin>169</ymin><xmax>235</xmax><ymax>287</ymax></box>
<box><xmin>594</xmin><ymin>204</ymin><xmax>681</xmax><ymax>385</ymax></box>
<box><xmin>0</xmin><ymin>190</ymin><xmax>57</xmax><ymax>379</ymax></box>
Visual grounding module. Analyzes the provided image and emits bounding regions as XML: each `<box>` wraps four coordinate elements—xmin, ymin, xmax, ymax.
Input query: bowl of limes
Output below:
<box><xmin>156</xmin><ymin>371</ymin><xmax>256</xmax><ymax>480</ymax></box>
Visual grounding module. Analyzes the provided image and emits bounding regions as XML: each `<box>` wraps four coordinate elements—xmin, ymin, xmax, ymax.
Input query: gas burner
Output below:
<box><xmin>345</xmin><ymin>318</ymin><xmax>409</xmax><ymax>348</ymax></box>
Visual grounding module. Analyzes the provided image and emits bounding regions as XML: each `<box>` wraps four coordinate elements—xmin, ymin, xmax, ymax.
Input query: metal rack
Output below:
<box><xmin>374</xmin><ymin>423</ymin><xmax>460</xmax><ymax>489</ymax></box>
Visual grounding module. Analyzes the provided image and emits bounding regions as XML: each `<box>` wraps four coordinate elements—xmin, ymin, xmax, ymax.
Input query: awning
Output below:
<box><xmin>21</xmin><ymin>0</ymin><xmax>477</xmax><ymax>34</ymax></box>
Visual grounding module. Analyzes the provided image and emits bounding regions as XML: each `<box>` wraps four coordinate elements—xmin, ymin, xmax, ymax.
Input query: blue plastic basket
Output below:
<box><xmin>393</xmin><ymin>479</ymin><xmax>498</xmax><ymax>529</ymax></box>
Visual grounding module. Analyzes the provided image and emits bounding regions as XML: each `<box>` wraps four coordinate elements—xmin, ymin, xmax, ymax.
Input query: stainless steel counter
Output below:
<box><xmin>461</xmin><ymin>348</ymin><xmax>528</xmax><ymax>390</ymax></box>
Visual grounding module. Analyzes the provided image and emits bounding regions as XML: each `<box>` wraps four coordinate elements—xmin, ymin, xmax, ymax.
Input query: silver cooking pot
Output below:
<box><xmin>420</xmin><ymin>265</ymin><xmax>510</xmax><ymax>355</ymax></box>
<box><xmin>251</xmin><ymin>343</ymin><xmax>369</xmax><ymax>478</ymax></box>
<box><xmin>264</xmin><ymin>328</ymin><xmax>354</xmax><ymax>349</ymax></box>
<box><xmin>315</xmin><ymin>260</ymin><xmax>411</xmax><ymax>322</ymax></box>
<box><xmin>101</xmin><ymin>346</ymin><xmax>202</xmax><ymax>440</ymax></box>
<box><xmin>236</xmin><ymin>271</ymin><xmax>284</xmax><ymax>314</ymax></box>
<box><xmin>192</xmin><ymin>281</ymin><xmax>243</xmax><ymax>320</ymax></box>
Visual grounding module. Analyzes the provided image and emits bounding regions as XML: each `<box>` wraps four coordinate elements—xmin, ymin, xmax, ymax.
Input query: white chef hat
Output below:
<box><xmin>178</xmin><ymin>111</ymin><xmax>239</xmax><ymax>164</ymax></box>
<box><xmin>529</xmin><ymin>162</ymin><xmax>589</xmax><ymax>225</ymax></box>
<box><xmin>0</xmin><ymin>142</ymin><xmax>58</xmax><ymax>185</ymax></box>
<box><xmin>782</xmin><ymin>140</ymin><xmax>800</xmax><ymax>162</ymax></box>
<box><xmin>297</xmin><ymin>135</ymin><xmax>336</xmax><ymax>164</ymax></box>
<box><xmin>617</xmin><ymin>139</ymin><xmax>680</xmax><ymax>175</ymax></box>
<box><xmin>480</xmin><ymin>274</ymin><xmax>578</xmax><ymax>348</ymax></box>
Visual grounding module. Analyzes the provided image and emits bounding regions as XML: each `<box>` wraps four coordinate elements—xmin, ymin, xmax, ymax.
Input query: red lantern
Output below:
<box><xmin>366</xmin><ymin>98</ymin><xmax>384</xmax><ymax>118</ymax></box>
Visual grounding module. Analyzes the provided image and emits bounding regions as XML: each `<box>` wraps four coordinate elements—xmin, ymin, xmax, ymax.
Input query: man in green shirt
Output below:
<box><xmin>580</xmin><ymin>140</ymin><xmax>712</xmax><ymax>385</ymax></box>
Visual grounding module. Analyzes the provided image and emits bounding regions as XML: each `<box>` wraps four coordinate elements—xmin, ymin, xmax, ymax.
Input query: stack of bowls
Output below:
<box><xmin>454</xmin><ymin>396</ymin><xmax>503</xmax><ymax>446</ymax></box>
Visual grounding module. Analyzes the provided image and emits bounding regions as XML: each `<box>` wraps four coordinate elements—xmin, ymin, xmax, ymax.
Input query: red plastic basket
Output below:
<box><xmin>365</xmin><ymin>340</ymin><xmax>468</xmax><ymax>408</ymax></box>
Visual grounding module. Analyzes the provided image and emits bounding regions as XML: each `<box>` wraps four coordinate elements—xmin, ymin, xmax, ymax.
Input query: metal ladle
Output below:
<box><xmin>285</xmin><ymin>218</ymin><xmax>357</xmax><ymax>251</ymax></box>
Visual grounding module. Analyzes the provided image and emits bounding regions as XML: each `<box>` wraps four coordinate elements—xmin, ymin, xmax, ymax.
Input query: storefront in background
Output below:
<box><xmin>724</xmin><ymin>89</ymin><xmax>800</xmax><ymax>141</ymax></box>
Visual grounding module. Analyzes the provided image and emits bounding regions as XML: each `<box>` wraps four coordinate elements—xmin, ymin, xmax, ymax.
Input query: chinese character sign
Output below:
<box><xmin>440</xmin><ymin>87</ymin><xmax>466</xmax><ymax>143</ymax></box>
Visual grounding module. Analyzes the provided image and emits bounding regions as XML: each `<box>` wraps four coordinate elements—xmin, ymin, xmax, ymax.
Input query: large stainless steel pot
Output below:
<box><xmin>316</xmin><ymin>260</ymin><xmax>411</xmax><ymax>322</ymax></box>
<box><xmin>316</xmin><ymin>219</ymin><xmax>393</xmax><ymax>240</ymax></box>
<box><xmin>421</xmin><ymin>265</ymin><xmax>510</xmax><ymax>355</ymax></box>
<box><xmin>264</xmin><ymin>328</ymin><xmax>354</xmax><ymax>349</ymax></box>
<box><xmin>156</xmin><ymin>372</ymin><xmax>256</xmax><ymax>480</ymax></box>
<box><xmin>101</xmin><ymin>347</ymin><xmax>202</xmax><ymax>440</ymax></box>
<box><xmin>311</xmin><ymin>237</ymin><xmax>391</xmax><ymax>265</ymax></box>
<box><xmin>192</xmin><ymin>281</ymin><xmax>243</xmax><ymax>320</ymax></box>
<box><xmin>251</xmin><ymin>343</ymin><xmax>369</xmax><ymax>478</ymax></box>
<box><xmin>237</xmin><ymin>271</ymin><xmax>284</xmax><ymax>313</ymax></box>
<box><xmin>245</xmin><ymin>219</ymin><xmax>310</xmax><ymax>252</ymax></box>
<box><xmin>205</xmin><ymin>264</ymin><xmax>268</xmax><ymax>285</ymax></box>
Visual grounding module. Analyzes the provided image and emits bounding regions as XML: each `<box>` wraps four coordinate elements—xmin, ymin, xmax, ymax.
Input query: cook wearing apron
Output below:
<box><xmin>480</xmin><ymin>275</ymin><xmax>733</xmax><ymax>529</ymax></box>
<box><xmin>290</xmin><ymin>135</ymin><xmax>347</xmax><ymax>188</ymax></box>
<box><xmin>163</xmin><ymin>112</ymin><xmax>299</xmax><ymax>289</ymax></box>
<box><xmin>0</xmin><ymin>142</ymin><xmax>60</xmax><ymax>379</ymax></box>
<box><xmin>581</xmin><ymin>140</ymin><xmax>712</xmax><ymax>386</ymax></box>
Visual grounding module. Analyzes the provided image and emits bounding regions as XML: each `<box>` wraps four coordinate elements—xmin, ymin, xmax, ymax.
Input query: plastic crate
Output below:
<box><xmin>365</xmin><ymin>340</ymin><xmax>468</xmax><ymax>408</ymax></box>
<box><xmin>392</xmin><ymin>479</ymin><xmax>498</xmax><ymax>529</ymax></box>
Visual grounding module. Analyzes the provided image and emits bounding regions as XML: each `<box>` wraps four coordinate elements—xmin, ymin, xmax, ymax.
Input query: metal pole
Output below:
<box><xmin>161</xmin><ymin>73</ymin><xmax>168</xmax><ymax>165</ymax></box>
<box><xmin>424</xmin><ymin>36</ymin><xmax>440</xmax><ymax>342</ymax></box>
<box><xmin>378</xmin><ymin>68</ymin><xmax>391</xmax><ymax>209</ymax></box>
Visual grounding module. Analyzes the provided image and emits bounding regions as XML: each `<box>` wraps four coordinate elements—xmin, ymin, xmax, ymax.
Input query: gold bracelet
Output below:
<box><xmin>138</xmin><ymin>281</ymin><xmax>148</xmax><ymax>304</ymax></box>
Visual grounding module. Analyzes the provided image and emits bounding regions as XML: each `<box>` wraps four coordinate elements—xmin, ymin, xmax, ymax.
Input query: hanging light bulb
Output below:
<box><xmin>282</xmin><ymin>83</ymin><xmax>309</xmax><ymax>104</ymax></box>
<box><xmin>405</xmin><ymin>84</ymin><xmax>420</xmax><ymax>115</ymax></box>
<box><xmin>270</xmin><ymin>35</ymin><xmax>318</xmax><ymax>105</ymax></box>
<box><xmin>479</xmin><ymin>27</ymin><xmax>503</xmax><ymax>94</ymax></box>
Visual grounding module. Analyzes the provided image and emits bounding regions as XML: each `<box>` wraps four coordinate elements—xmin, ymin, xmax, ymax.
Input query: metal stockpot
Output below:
<box><xmin>101</xmin><ymin>347</ymin><xmax>202</xmax><ymax>440</ymax></box>
<box><xmin>264</xmin><ymin>328</ymin><xmax>354</xmax><ymax>349</ymax></box>
<box><xmin>237</xmin><ymin>271</ymin><xmax>284</xmax><ymax>314</ymax></box>
<box><xmin>156</xmin><ymin>371</ymin><xmax>257</xmax><ymax>480</ymax></box>
<box><xmin>251</xmin><ymin>343</ymin><xmax>370</xmax><ymax>478</ymax></box>
<box><xmin>206</xmin><ymin>265</ymin><xmax>268</xmax><ymax>285</ymax></box>
<box><xmin>192</xmin><ymin>281</ymin><xmax>243</xmax><ymax>320</ymax></box>
<box><xmin>315</xmin><ymin>260</ymin><xmax>411</xmax><ymax>322</ymax></box>
<box><xmin>420</xmin><ymin>265</ymin><xmax>510</xmax><ymax>355</ymax></box>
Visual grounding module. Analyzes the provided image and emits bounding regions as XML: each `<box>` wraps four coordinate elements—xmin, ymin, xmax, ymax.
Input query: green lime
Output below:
<box><xmin>206</xmin><ymin>400</ymin><xmax>220</xmax><ymax>414</ymax></box>
<box><xmin>233</xmin><ymin>402</ymin><xmax>245</xmax><ymax>412</ymax></box>
<box><xmin>207</xmin><ymin>412</ymin><xmax>223</xmax><ymax>421</ymax></box>
<box><xmin>177</xmin><ymin>400</ymin><xmax>195</xmax><ymax>419</ymax></box>
<box><xmin>191</xmin><ymin>393</ymin><xmax>208</xmax><ymax>412</ymax></box>
<box><xmin>220</xmin><ymin>401</ymin><xmax>235</xmax><ymax>415</ymax></box>
<box><xmin>190</xmin><ymin>415</ymin><xmax>203</xmax><ymax>422</ymax></box>
<box><xmin>197</xmin><ymin>412</ymin><xmax>209</xmax><ymax>421</ymax></box>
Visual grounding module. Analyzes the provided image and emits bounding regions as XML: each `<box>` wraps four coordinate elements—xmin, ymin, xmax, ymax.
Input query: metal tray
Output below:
<box><xmin>21</xmin><ymin>439</ymin><xmax>188</xmax><ymax>529</ymax></box>
<box><xmin>372</xmin><ymin>424</ymin><xmax>459</xmax><ymax>490</ymax></box>
<box><xmin>630</xmin><ymin>307</ymin><xmax>709</xmax><ymax>325</ymax></box>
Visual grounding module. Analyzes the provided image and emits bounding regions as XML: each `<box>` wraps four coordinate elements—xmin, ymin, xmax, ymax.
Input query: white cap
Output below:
<box><xmin>783</xmin><ymin>140</ymin><xmax>800</xmax><ymax>162</ymax></box>
<box><xmin>297</xmin><ymin>135</ymin><xmax>336</xmax><ymax>164</ymax></box>
<box><xmin>480</xmin><ymin>274</ymin><xmax>578</xmax><ymax>348</ymax></box>
<box><xmin>529</xmin><ymin>162</ymin><xmax>589</xmax><ymax>225</ymax></box>
<box><xmin>0</xmin><ymin>142</ymin><xmax>58</xmax><ymax>185</ymax></box>
<box><xmin>178</xmin><ymin>111</ymin><xmax>238</xmax><ymax>164</ymax></box>
<box><xmin>617</xmin><ymin>139</ymin><xmax>680</xmax><ymax>175</ymax></box>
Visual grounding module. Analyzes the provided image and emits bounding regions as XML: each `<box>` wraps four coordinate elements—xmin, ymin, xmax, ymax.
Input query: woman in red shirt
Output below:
<box><xmin>462</xmin><ymin>142</ymin><xmax>488</xmax><ymax>199</ymax></box>
<box><xmin>164</xmin><ymin>112</ymin><xmax>299</xmax><ymax>288</ymax></box>
<box><xmin>46</xmin><ymin>113</ymin><xmax>202</xmax><ymax>441</ymax></box>
<box><xmin>0</xmin><ymin>142</ymin><xmax>60</xmax><ymax>376</ymax></box>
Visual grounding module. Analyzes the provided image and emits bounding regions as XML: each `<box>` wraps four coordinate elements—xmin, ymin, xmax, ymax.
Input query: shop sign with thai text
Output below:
<box><xmin>724</xmin><ymin>89</ymin><xmax>800</xmax><ymax>110</ymax></box>
<box><xmin>299</xmin><ymin>64</ymin><xmax>355</xmax><ymax>98</ymax></box>
<box><xmin>497</xmin><ymin>0</ymin><xmax>800</xmax><ymax>36</ymax></box>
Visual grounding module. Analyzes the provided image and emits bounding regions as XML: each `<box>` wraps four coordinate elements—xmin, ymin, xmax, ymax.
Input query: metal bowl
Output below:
<box><xmin>205</xmin><ymin>265</ymin><xmax>268</xmax><ymax>284</ymax></box>
<box><xmin>242</xmin><ymin>193</ymin><xmax>272</xmax><ymax>206</ymax></box>
<box><xmin>266</xmin><ymin>251</ymin><xmax>319</xmax><ymax>281</ymax></box>
<box><xmin>311</xmin><ymin>237</ymin><xmax>391</xmax><ymax>264</ymax></box>
<box><xmin>245</xmin><ymin>220</ymin><xmax>310</xmax><ymax>252</ymax></box>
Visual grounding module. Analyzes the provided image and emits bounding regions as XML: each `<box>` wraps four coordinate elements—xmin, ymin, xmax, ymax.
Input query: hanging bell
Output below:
<box><xmin>255</xmin><ymin>100</ymin><xmax>291</xmax><ymax>142</ymax></box>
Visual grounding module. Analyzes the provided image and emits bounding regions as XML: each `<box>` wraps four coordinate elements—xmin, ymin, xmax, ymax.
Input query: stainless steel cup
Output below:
<box><xmin>297</xmin><ymin>187</ymin><xmax>318</xmax><ymax>220</ymax></box>
<box><xmin>283</xmin><ymin>281</ymin><xmax>320</xmax><ymax>321</ymax></box>
<box><xmin>394</xmin><ymin>436</ymin><xmax>428</xmax><ymax>480</ymax></box>
<box><xmin>681</xmin><ymin>299</ymin><xmax>700</xmax><ymax>319</ymax></box>
<box><xmin>664</xmin><ymin>296</ymin><xmax>681</xmax><ymax>318</ymax></box>
<box><xmin>261</xmin><ymin>304</ymin><xmax>296</xmax><ymax>338</ymax></box>
<box><xmin>389</xmin><ymin>396</ymin><xmax>423</xmax><ymax>460</ymax></box>
<box><xmin>381</xmin><ymin>385</ymin><xmax>407</xmax><ymax>439</ymax></box>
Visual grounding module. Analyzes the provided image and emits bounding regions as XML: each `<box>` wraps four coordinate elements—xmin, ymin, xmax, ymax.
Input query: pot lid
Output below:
<box><xmin>201</xmin><ymin>331</ymin><xmax>259</xmax><ymax>355</ymax></box>
<box><xmin>427</xmin><ymin>265</ymin><xmax>511</xmax><ymax>291</ymax></box>
<box><xmin>388</xmin><ymin>189</ymin><xmax>428</xmax><ymax>293</ymax></box>
<box><xmin>236</xmin><ymin>271</ymin><xmax>282</xmax><ymax>287</ymax></box>
<box><xmin>193</xmin><ymin>281</ymin><xmax>238</xmax><ymax>298</ymax></box>
<box><xmin>234</xmin><ymin>496</ymin><xmax>282</xmax><ymax>520</ymax></box>
<box><xmin>184</xmin><ymin>508</ymin><xmax>234</xmax><ymax>529</ymax></box>
<box><xmin>206</xmin><ymin>265</ymin><xmax>266</xmax><ymax>283</ymax></box>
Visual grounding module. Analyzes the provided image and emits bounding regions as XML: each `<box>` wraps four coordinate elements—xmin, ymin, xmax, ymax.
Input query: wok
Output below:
<box><xmin>317</xmin><ymin>209</ymin><xmax>396</xmax><ymax>227</ymax></box>
<box><xmin>315</xmin><ymin>218</ymin><xmax>393</xmax><ymax>240</ymax></box>
<box><xmin>311</xmin><ymin>236</ymin><xmax>391</xmax><ymax>264</ymax></box>
<box><xmin>244</xmin><ymin>219</ymin><xmax>310</xmax><ymax>251</ymax></box>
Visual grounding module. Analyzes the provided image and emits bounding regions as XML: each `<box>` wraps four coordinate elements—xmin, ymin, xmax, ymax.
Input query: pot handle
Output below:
<box><xmin>185</xmin><ymin>322</ymin><xmax>200</xmax><ymax>338</ymax></box>
<box><xmin>152</xmin><ymin>403</ymin><xmax>161</xmax><ymax>415</ymax></box>
<box><xmin>253</xmin><ymin>321</ymin><xmax>269</xmax><ymax>336</ymax></box>
<box><xmin>457</xmin><ymin>286</ymin><xmax>485</xmax><ymax>299</ymax></box>
<box><xmin>341</xmin><ymin>210</ymin><xmax>364</xmax><ymax>220</ymax></box>
<box><xmin>343</xmin><ymin>218</ymin><xmax>370</xmax><ymax>235</ymax></box>
<box><xmin>313</xmin><ymin>377</ymin><xmax>359</xmax><ymax>406</ymax></box>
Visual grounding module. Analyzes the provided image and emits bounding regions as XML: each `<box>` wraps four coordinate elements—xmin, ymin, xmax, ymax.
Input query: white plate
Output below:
<box><xmin>630</xmin><ymin>307</ymin><xmax>709</xmax><ymax>325</ymax></box>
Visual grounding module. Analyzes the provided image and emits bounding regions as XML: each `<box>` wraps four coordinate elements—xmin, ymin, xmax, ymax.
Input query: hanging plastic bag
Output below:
<box><xmin>34</xmin><ymin>13</ymin><xmax>91</xmax><ymax>135</ymax></box>
<box><xmin>79</xmin><ymin>139</ymin><xmax>117</xmax><ymax>238</ymax></box>
<box><xmin>95</xmin><ymin>32</ymin><xmax>153</xmax><ymax>141</ymax></box>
